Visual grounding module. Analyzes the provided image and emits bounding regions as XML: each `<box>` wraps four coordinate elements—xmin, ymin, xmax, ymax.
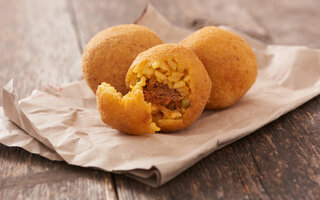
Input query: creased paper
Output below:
<box><xmin>0</xmin><ymin>108</ymin><xmax>62</xmax><ymax>161</ymax></box>
<box><xmin>1</xmin><ymin>4</ymin><xmax>320</xmax><ymax>187</ymax></box>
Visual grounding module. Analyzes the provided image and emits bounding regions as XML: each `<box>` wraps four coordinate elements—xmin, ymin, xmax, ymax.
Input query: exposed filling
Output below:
<box><xmin>131</xmin><ymin>59</ymin><xmax>191</xmax><ymax>124</ymax></box>
<box><xmin>143</xmin><ymin>80</ymin><xmax>182</xmax><ymax>110</ymax></box>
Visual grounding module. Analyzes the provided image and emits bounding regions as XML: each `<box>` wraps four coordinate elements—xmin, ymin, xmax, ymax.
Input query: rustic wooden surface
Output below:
<box><xmin>0</xmin><ymin>0</ymin><xmax>319</xmax><ymax>199</ymax></box>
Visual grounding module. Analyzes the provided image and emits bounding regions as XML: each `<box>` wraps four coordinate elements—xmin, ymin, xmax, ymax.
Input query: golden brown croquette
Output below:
<box><xmin>180</xmin><ymin>26</ymin><xmax>258</xmax><ymax>110</ymax></box>
<box><xmin>82</xmin><ymin>24</ymin><xmax>163</xmax><ymax>94</ymax></box>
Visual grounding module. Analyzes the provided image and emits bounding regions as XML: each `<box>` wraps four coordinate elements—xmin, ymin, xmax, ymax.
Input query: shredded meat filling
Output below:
<box><xmin>143</xmin><ymin>80</ymin><xmax>182</xmax><ymax>110</ymax></box>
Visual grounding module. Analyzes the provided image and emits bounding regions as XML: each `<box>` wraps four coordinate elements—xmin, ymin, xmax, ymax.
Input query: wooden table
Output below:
<box><xmin>1</xmin><ymin>0</ymin><xmax>319</xmax><ymax>199</ymax></box>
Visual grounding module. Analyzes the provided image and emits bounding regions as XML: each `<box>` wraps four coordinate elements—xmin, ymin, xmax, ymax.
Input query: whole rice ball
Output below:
<box><xmin>180</xmin><ymin>26</ymin><xmax>258</xmax><ymax>110</ymax></box>
<box><xmin>82</xmin><ymin>24</ymin><xmax>163</xmax><ymax>94</ymax></box>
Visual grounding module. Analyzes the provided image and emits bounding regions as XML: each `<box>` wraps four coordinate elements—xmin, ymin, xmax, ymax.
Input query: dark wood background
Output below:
<box><xmin>1</xmin><ymin>0</ymin><xmax>319</xmax><ymax>199</ymax></box>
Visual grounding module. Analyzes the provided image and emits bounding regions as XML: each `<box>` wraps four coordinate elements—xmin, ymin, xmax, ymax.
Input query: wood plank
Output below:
<box><xmin>114</xmin><ymin>96</ymin><xmax>320</xmax><ymax>200</ymax></box>
<box><xmin>70</xmin><ymin>0</ymin><xmax>147</xmax><ymax>51</ymax></box>
<box><xmin>149</xmin><ymin>0</ymin><xmax>320</xmax><ymax>48</ymax></box>
<box><xmin>0</xmin><ymin>0</ymin><xmax>117</xmax><ymax>199</ymax></box>
<box><xmin>241</xmin><ymin>0</ymin><xmax>320</xmax><ymax>48</ymax></box>
<box><xmin>0</xmin><ymin>145</ymin><xmax>116</xmax><ymax>200</ymax></box>
<box><xmin>0</xmin><ymin>0</ymin><xmax>81</xmax><ymax>104</ymax></box>
<box><xmin>149</xmin><ymin>0</ymin><xmax>269</xmax><ymax>41</ymax></box>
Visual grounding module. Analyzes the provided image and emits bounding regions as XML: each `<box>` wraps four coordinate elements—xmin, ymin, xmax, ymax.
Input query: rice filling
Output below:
<box><xmin>130</xmin><ymin>59</ymin><xmax>192</xmax><ymax>121</ymax></box>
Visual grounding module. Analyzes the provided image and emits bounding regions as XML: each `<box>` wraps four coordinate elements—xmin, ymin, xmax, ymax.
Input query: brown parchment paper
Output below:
<box><xmin>1</xmin><ymin>4</ymin><xmax>320</xmax><ymax>187</ymax></box>
<box><xmin>0</xmin><ymin>108</ymin><xmax>62</xmax><ymax>161</ymax></box>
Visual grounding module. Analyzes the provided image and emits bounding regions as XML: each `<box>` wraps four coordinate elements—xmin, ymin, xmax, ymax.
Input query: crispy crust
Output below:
<box><xmin>96</xmin><ymin>83</ymin><xmax>157</xmax><ymax>134</ymax></box>
<box><xmin>126</xmin><ymin>44</ymin><xmax>212</xmax><ymax>132</ymax></box>
<box><xmin>180</xmin><ymin>26</ymin><xmax>258</xmax><ymax>110</ymax></box>
<box><xmin>82</xmin><ymin>24</ymin><xmax>163</xmax><ymax>94</ymax></box>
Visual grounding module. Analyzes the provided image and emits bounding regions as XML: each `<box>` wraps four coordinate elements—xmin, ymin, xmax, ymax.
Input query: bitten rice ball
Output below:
<box><xmin>180</xmin><ymin>26</ymin><xmax>258</xmax><ymax>110</ymax></box>
<box><xmin>82</xmin><ymin>24</ymin><xmax>163</xmax><ymax>94</ymax></box>
<box><xmin>96</xmin><ymin>44</ymin><xmax>212</xmax><ymax>134</ymax></box>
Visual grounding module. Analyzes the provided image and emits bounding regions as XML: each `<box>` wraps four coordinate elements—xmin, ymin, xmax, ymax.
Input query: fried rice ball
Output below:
<box><xmin>180</xmin><ymin>26</ymin><xmax>258</xmax><ymax>110</ymax></box>
<box><xmin>82</xmin><ymin>24</ymin><xmax>163</xmax><ymax>94</ymax></box>
<box><xmin>96</xmin><ymin>44</ymin><xmax>212</xmax><ymax>134</ymax></box>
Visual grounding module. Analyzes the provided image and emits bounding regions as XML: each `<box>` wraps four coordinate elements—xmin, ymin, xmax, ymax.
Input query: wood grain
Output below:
<box><xmin>0</xmin><ymin>145</ymin><xmax>116</xmax><ymax>200</ymax></box>
<box><xmin>149</xmin><ymin>0</ymin><xmax>320</xmax><ymax>48</ymax></box>
<box><xmin>0</xmin><ymin>0</ymin><xmax>82</xmax><ymax>103</ymax></box>
<box><xmin>0</xmin><ymin>0</ymin><xmax>116</xmax><ymax>199</ymax></box>
<box><xmin>112</xmin><ymin>96</ymin><xmax>320</xmax><ymax>200</ymax></box>
<box><xmin>69</xmin><ymin>0</ymin><xmax>147</xmax><ymax>51</ymax></box>
<box><xmin>241</xmin><ymin>0</ymin><xmax>320</xmax><ymax>48</ymax></box>
<box><xmin>0</xmin><ymin>0</ymin><xmax>319</xmax><ymax>199</ymax></box>
<box><xmin>149</xmin><ymin>0</ymin><xmax>269</xmax><ymax>41</ymax></box>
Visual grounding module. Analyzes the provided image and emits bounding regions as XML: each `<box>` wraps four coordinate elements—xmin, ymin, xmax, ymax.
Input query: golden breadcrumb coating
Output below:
<box><xmin>96</xmin><ymin>81</ymin><xmax>159</xmax><ymax>134</ymax></box>
<box><xmin>180</xmin><ymin>26</ymin><xmax>258</xmax><ymax>110</ymax></box>
<box><xmin>82</xmin><ymin>24</ymin><xmax>163</xmax><ymax>94</ymax></box>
